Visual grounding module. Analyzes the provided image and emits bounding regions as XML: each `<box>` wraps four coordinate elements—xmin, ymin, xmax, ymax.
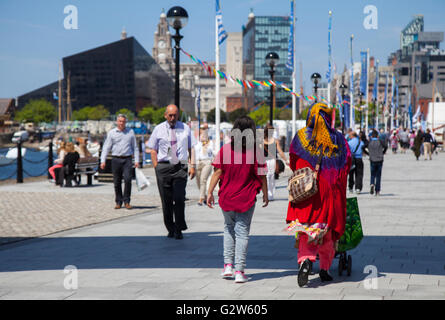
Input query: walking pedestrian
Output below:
<box><xmin>423</xmin><ymin>128</ymin><xmax>433</xmax><ymax>160</ymax></box>
<box><xmin>390</xmin><ymin>131</ymin><xmax>399</xmax><ymax>154</ymax></box>
<box><xmin>409</xmin><ymin>130</ymin><xmax>416</xmax><ymax>150</ymax></box>
<box><xmin>413</xmin><ymin>129</ymin><xmax>423</xmax><ymax>161</ymax></box>
<box><xmin>263</xmin><ymin>123</ymin><xmax>288</xmax><ymax>201</ymax></box>
<box><xmin>397</xmin><ymin>128</ymin><xmax>410</xmax><ymax>153</ymax></box>
<box><xmin>195</xmin><ymin>126</ymin><xmax>214</xmax><ymax>206</ymax></box>
<box><xmin>146</xmin><ymin>105</ymin><xmax>196</xmax><ymax>240</ymax></box>
<box><xmin>207</xmin><ymin>116</ymin><xmax>268</xmax><ymax>283</ymax></box>
<box><xmin>286</xmin><ymin>103</ymin><xmax>351</xmax><ymax>287</ymax></box>
<box><xmin>364</xmin><ymin>130</ymin><xmax>387</xmax><ymax>196</ymax></box>
<box><xmin>347</xmin><ymin>131</ymin><xmax>365</xmax><ymax>194</ymax></box>
<box><xmin>100</xmin><ymin>114</ymin><xmax>139</xmax><ymax>209</ymax></box>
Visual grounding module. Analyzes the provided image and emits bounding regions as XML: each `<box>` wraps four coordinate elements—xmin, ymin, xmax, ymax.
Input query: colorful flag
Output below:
<box><xmin>216</xmin><ymin>0</ymin><xmax>228</xmax><ymax>45</ymax></box>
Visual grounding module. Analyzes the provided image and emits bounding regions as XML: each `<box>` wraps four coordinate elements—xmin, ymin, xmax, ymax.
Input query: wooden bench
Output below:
<box><xmin>72</xmin><ymin>157</ymin><xmax>99</xmax><ymax>185</ymax></box>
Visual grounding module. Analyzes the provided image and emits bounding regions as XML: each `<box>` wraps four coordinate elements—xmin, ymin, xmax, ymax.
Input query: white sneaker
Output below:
<box><xmin>355</xmin><ymin>189</ymin><xmax>361</xmax><ymax>195</ymax></box>
<box><xmin>234</xmin><ymin>271</ymin><xmax>248</xmax><ymax>283</ymax></box>
<box><xmin>221</xmin><ymin>264</ymin><xmax>233</xmax><ymax>278</ymax></box>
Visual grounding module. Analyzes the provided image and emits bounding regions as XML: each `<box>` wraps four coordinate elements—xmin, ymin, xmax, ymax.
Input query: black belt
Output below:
<box><xmin>112</xmin><ymin>155</ymin><xmax>132</xmax><ymax>159</ymax></box>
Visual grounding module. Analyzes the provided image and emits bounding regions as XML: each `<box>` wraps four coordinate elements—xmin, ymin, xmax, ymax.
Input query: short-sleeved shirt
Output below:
<box><xmin>147</xmin><ymin>121</ymin><xmax>196</xmax><ymax>162</ymax></box>
<box><xmin>212</xmin><ymin>143</ymin><xmax>267</xmax><ymax>213</ymax></box>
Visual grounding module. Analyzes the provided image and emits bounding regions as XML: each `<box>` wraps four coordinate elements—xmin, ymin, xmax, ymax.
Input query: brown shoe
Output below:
<box><xmin>114</xmin><ymin>203</ymin><xmax>121</xmax><ymax>209</ymax></box>
<box><xmin>124</xmin><ymin>203</ymin><xmax>132</xmax><ymax>209</ymax></box>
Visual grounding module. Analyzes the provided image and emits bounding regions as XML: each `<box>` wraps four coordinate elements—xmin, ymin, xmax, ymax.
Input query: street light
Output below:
<box><xmin>167</xmin><ymin>6</ymin><xmax>189</xmax><ymax>111</ymax></box>
<box><xmin>311</xmin><ymin>73</ymin><xmax>322</xmax><ymax>101</ymax></box>
<box><xmin>340</xmin><ymin>83</ymin><xmax>348</xmax><ymax>134</ymax></box>
<box><xmin>266</xmin><ymin>52</ymin><xmax>279</xmax><ymax>125</ymax></box>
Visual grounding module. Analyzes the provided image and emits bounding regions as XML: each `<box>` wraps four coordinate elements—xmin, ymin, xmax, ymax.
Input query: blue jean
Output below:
<box><xmin>370</xmin><ymin>161</ymin><xmax>383</xmax><ymax>192</ymax></box>
<box><xmin>222</xmin><ymin>204</ymin><xmax>255</xmax><ymax>272</ymax></box>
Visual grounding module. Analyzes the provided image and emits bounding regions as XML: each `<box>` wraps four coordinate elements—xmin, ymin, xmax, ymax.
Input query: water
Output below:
<box><xmin>0</xmin><ymin>148</ymin><xmax>152</xmax><ymax>181</ymax></box>
<box><xmin>0</xmin><ymin>147</ymin><xmax>55</xmax><ymax>181</ymax></box>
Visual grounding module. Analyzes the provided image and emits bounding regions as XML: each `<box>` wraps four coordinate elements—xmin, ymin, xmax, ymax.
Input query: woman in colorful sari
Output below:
<box><xmin>285</xmin><ymin>103</ymin><xmax>351</xmax><ymax>287</ymax></box>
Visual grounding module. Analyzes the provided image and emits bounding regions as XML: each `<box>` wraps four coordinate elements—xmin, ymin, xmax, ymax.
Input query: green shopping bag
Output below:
<box><xmin>337</xmin><ymin>197</ymin><xmax>363</xmax><ymax>253</ymax></box>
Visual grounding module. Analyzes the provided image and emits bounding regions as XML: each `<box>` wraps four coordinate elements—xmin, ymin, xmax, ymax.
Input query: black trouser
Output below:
<box><xmin>349</xmin><ymin>157</ymin><xmax>364</xmax><ymax>191</ymax></box>
<box><xmin>155</xmin><ymin>162</ymin><xmax>188</xmax><ymax>234</ymax></box>
<box><xmin>112</xmin><ymin>157</ymin><xmax>133</xmax><ymax>205</ymax></box>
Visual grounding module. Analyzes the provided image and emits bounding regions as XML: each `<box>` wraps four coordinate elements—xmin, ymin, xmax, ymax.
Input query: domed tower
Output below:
<box><xmin>153</xmin><ymin>9</ymin><xmax>174</xmax><ymax>77</ymax></box>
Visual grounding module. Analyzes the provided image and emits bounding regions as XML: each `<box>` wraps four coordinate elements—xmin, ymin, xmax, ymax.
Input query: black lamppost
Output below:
<box><xmin>266</xmin><ymin>52</ymin><xmax>279</xmax><ymax>125</ymax></box>
<box><xmin>311</xmin><ymin>73</ymin><xmax>322</xmax><ymax>102</ymax></box>
<box><xmin>358</xmin><ymin>91</ymin><xmax>364</xmax><ymax>131</ymax></box>
<box><xmin>340</xmin><ymin>83</ymin><xmax>348</xmax><ymax>134</ymax></box>
<box><xmin>167</xmin><ymin>6</ymin><xmax>188</xmax><ymax>112</ymax></box>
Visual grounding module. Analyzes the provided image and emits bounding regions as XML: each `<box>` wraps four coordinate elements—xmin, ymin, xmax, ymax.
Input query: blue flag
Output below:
<box><xmin>326</xmin><ymin>12</ymin><xmax>332</xmax><ymax>82</ymax></box>
<box><xmin>286</xmin><ymin>0</ymin><xmax>295</xmax><ymax>71</ymax></box>
<box><xmin>216</xmin><ymin>0</ymin><xmax>228</xmax><ymax>45</ymax></box>
<box><xmin>360</xmin><ymin>51</ymin><xmax>368</xmax><ymax>96</ymax></box>
<box><xmin>372</xmin><ymin>60</ymin><xmax>379</xmax><ymax>101</ymax></box>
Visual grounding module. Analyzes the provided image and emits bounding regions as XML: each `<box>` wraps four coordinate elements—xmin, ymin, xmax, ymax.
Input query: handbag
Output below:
<box><xmin>287</xmin><ymin>151</ymin><xmax>323</xmax><ymax>204</ymax></box>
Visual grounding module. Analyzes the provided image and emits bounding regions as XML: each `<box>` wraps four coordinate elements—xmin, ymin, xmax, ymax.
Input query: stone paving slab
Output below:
<box><xmin>0</xmin><ymin>152</ymin><xmax>444</xmax><ymax>300</ymax></box>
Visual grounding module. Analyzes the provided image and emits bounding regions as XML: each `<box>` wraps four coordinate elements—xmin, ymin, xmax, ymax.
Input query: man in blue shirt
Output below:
<box><xmin>347</xmin><ymin>131</ymin><xmax>364</xmax><ymax>194</ymax></box>
<box><xmin>100</xmin><ymin>114</ymin><xmax>139</xmax><ymax>209</ymax></box>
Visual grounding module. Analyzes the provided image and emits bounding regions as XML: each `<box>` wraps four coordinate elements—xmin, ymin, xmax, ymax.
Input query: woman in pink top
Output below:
<box><xmin>207</xmin><ymin>116</ymin><xmax>268</xmax><ymax>283</ymax></box>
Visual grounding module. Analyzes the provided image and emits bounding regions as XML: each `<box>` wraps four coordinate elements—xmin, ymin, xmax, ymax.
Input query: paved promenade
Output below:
<box><xmin>0</xmin><ymin>151</ymin><xmax>444</xmax><ymax>300</ymax></box>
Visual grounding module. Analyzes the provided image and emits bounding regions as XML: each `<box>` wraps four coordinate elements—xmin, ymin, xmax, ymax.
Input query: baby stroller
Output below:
<box><xmin>336</xmin><ymin>197</ymin><xmax>363</xmax><ymax>276</ymax></box>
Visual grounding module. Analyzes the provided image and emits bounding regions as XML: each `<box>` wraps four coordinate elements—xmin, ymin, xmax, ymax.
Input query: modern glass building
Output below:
<box><xmin>18</xmin><ymin>37</ymin><xmax>174</xmax><ymax>117</ymax></box>
<box><xmin>243</xmin><ymin>15</ymin><xmax>292</xmax><ymax>109</ymax></box>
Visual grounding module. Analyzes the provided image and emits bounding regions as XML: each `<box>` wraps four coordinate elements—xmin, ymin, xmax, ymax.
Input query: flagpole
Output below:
<box><xmin>327</xmin><ymin>11</ymin><xmax>332</xmax><ymax>112</ymax></box>
<box><xmin>365</xmin><ymin>48</ymin><xmax>370</xmax><ymax>135</ymax></box>
<box><xmin>384</xmin><ymin>72</ymin><xmax>389</xmax><ymax>132</ymax></box>
<box><xmin>350</xmin><ymin>34</ymin><xmax>354</xmax><ymax>130</ymax></box>
<box><xmin>291</xmin><ymin>0</ymin><xmax>297</xmax><ymax>139</ymax></box>
<box><xmin>215</xmin><ymin>13</ymin><xmax>221</xmax><ymax>151</ymax></box>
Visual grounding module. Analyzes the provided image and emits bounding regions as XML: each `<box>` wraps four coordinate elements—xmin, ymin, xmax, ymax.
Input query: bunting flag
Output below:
<box><xmin>180</xmin><ymin>48</ymin><xmax>345</xmax><ymax>106</ymax></box>
<box><xmin>216</xmin><ymin>0</ymin><xmax>228</xmax><ymax>45</ymax></box>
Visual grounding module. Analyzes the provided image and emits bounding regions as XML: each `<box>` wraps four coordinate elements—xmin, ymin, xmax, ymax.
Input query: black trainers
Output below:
<box><xmin>370</xmin><ymin>184</ymin><xmax>375</xmax><ymax>195</ymax></box>
<box><xmin>319</xmin><ymin>269</ymin><xmax>333</xmax><ymax>282</ymax></box>
<box><xmin>297</xmin><ymin>259</ymin><xmax>312</xmax><ymax>287</ymax></box>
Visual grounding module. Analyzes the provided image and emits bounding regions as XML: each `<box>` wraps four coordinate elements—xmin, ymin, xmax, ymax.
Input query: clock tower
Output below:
<box><xmin>153</xmin><ymin>9</ymin><xmax>174</xmax><ymax>77</ymax></box>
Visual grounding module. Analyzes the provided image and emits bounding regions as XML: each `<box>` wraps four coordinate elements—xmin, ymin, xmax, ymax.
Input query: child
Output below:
<box><xmin>207</xmin><ymin>116</ymin><xmax>268</xmax><ymax>283</ymax></box>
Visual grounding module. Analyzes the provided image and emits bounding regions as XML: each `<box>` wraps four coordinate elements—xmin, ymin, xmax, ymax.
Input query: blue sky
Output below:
<box><xmin>1</xmin><ymin>0</ymin><xmax>445</xmax><ymax>99</ymax></box>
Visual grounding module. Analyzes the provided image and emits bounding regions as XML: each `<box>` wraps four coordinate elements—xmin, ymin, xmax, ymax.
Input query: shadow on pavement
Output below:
<box><xmin>0</xmin><ymin>233</ymin><xmax>444</xmax><ymax>280</ymax></box>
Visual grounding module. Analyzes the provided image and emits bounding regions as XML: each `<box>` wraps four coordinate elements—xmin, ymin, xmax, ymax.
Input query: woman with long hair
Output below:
<box><xmin>286</xmin><ymin>103</ymin><xmax>351</xmax><ymax>287</ymax></box>
<box><xmin>48</xmin><ymin>141</ymin><xmax>66</xmax><ymax>182</ymax></box>
<box><xmin>207</xmin><ymin>116</ymin><xmax>268</xmax><ymax>283</ymax></box>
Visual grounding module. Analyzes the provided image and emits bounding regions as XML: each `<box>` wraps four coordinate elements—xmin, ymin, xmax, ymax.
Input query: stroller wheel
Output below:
<box><xmin>338</xmin><ymin>255</ymin><xmax>344</xmax><ymax>276</ymax></box>
<box><xmin>347</xmin><ymin>255</ymin><xmax>352</xmax><ymax>276</ymax></box>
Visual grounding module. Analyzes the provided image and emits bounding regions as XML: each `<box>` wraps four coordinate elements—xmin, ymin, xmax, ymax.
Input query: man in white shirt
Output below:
<box><xmin>146</xmin><ymin>105</ymin><xmax>196</xmax><ymax>239</ymax></box>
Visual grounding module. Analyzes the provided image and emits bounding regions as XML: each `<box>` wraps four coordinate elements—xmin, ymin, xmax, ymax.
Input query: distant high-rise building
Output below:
<box><xmin>242</xmin><ymin>12</ymin><xmax>292</xmax><ymax>109</ymax></box>
<box><xmin>388</xmin><ymin>15</ymin><xmax>445</xmax><ymax>125</ymax></box>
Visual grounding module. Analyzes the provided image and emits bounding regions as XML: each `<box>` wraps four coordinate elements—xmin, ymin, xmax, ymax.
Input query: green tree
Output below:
<box><xmin>73</xmin><ymin>105</ymin><xmax>110</xmax><ymax>121</ymax></box>
<box><xmin>15</xmin><ymin>99</ymin><xmax>56</xmax><ymax>123</ymax></box>
<box><xmin>152</xmin><ymin>107</ymin><xmax>166</xmax><ymax>125</ymax></box>
<box><xmin>248</xmin><ymin>104</ymin><xmax>270</xmax><ymax>127</ymax></box>
<box><xmin>116</xmin><ymin>108</ymin><xmax>134</xmax><ymax>121</ymax></box>
<box><xmin>207</xmin><ymin>108</ymin><xmax>228</xmax><ymax>124</ymax></box>
<box><xmin>138</xmin><ymin>105</ymin><xmax>157</xmax><ymax>122</ymax></box>
<box><xmin>228</xmin><ymin>107</ymin><xmax>248</xmax><ymax>123</ymax></box>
